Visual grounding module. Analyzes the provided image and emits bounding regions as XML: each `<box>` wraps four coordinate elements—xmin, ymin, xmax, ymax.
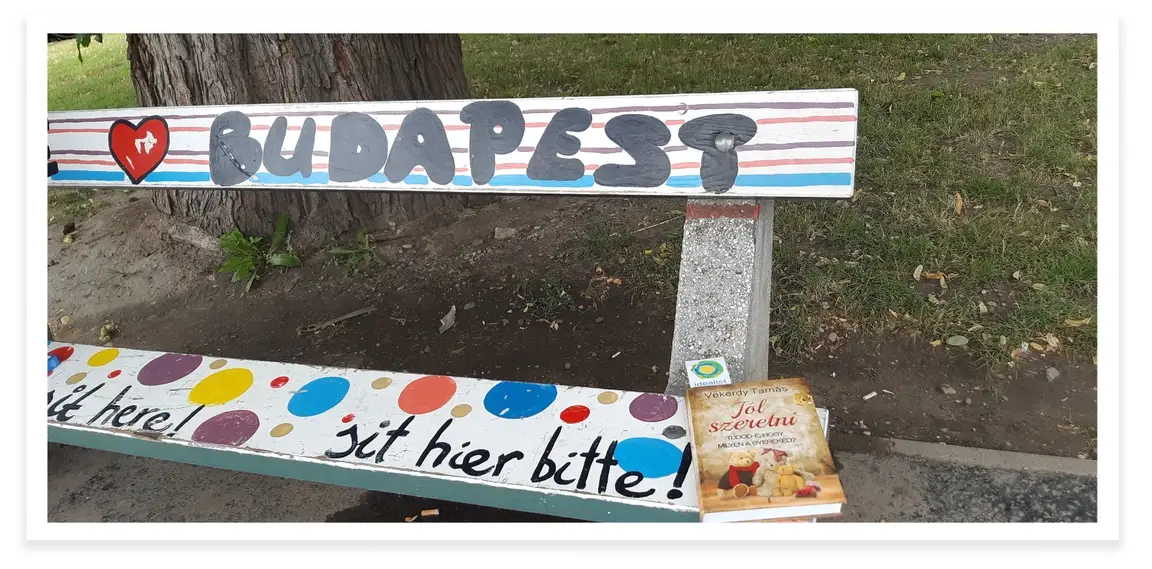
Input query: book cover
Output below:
<box><xmin>686</xmin><ymin>377</ymin><xmax>846</xmax><ymax>523</ymax></box>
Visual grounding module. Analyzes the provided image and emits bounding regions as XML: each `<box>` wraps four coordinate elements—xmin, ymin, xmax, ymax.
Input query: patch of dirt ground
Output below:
<box><xmin>45</xmin><ymin>189</ymin><xmax>1096</xmax><ymax>522</ymax></box>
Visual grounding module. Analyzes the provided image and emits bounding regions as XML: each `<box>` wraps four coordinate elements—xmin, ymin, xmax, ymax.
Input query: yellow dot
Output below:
<box><xmin>189</xmin><ymin>368</ymin><xmax>253</xmax><ymax>406</ymax></box>
<box><xmin>66</xmin><ymin>372</ymin><xmax>87</xmax><ymax>385</ymax></box>
<box><xmin>450</xmin><ymin>404</ymin><xmax>472</xmax><ymax>418</ymax></box>
<box><xmin>269</xmin><ymin>423</ymin><xmax>294</xmax><ymax>438</ymax></box>
<box><xmin>87</xmin><ymin>348</ymin><xmax>119</xmax><ymax>367</ymax></box>
<box><xmin>209</xmin><ymin>359</ymin><xmax>228</xmax><ymax>369</ymax></box>
<box><xmin>597</xmin><ymin>391</ymin><xmax>619</xmax><ymax>404</ymax></box>
<box><xmin>372</xmin><ymin>377</ymin><xmax>393</xmax><ymax>389</ymax></box>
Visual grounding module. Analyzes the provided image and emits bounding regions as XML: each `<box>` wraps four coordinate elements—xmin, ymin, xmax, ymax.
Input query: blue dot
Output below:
<box><xmin>614</xmin><ymin>437</ymin><xmax>683</xmax><ymax>478</ymax></box>
<box><xmin>287</xmin><ymin>376</ymin><xmax>350</xmax><ymax>417</ymax></box>
<box><xmin>483</xmin><ymin>381</ymin><xmax>557</xmax><ymax>419</ymax></box>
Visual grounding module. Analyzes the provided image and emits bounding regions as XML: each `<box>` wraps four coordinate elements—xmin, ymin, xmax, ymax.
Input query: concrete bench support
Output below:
<box><xmin>666</xmin><ymin>198</ymin><xmax>775</xmax><ymax>394</ymax></box>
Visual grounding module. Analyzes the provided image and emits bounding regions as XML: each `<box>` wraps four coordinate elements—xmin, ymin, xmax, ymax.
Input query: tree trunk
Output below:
<box><xmin>126</xmin><ymin>34</ymin><xmax>481</xmax><ymax>251</ymax></box>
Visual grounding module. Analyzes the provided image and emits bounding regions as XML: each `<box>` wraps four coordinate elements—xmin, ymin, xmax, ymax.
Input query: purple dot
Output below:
<box><xmin>629</xmin><ymin>393</ymin><xmax>678</xmax><ymax>422</ymax></box>
<box><xmin>191</xmin><ymin>410</ymin><xmax>260</xmax><ymax>447</ymax></box>
<box><xmin>138</xmin><ymin>353</ymin><xmax>203</xmax><ymax>386</ymax></box>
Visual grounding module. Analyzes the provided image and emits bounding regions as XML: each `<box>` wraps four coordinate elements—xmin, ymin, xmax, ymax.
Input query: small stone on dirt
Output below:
<box><xmin>533</xmin><ymin>225</ymin><xmax>542</xmax><ymax>230</ymax></box>
<box><xmin>470</xmin><ymin>238</ymin><xmax>484</xmax><ymax>246</ymax></box>
<box><xmin>402</xmin><ymin>243</ymin><xmax>413</xmax><ymax>249</ymax></box>
<box><xmin>940</xmin><ymin>384</ymin><xmax>957</xmax><ymax>395</ymax></box>
<box><xmin>828</xmin><ymin>332</ymin><xmax>839</xmax><ymax>342</ymax></box>
<box><xmin>595</xmin><ymin>317</ymin><xmax>604</xmax><ymax>323</ymax></box>
<box><xmin>1046</xmin><ymin>367</ymin><xmax>1060</xmax><ymax>382</ymax></box>
<box><xmin>494</xmin><ymin>227</ymin><xmax>517</xmax><ymax>240</ymax></box>
<box><xmin>59</xmin><ymin>315</ymin><xmax>72</xmax><ymax>326</ymax></box>
<box><xmin>463</xmin><ymin>302</ymin><xmax>476</xmax><ymax>311</ymax></box>
<box><xmin>564</xmin><ymin>363</ymin><xmax>571</xmax><ymax>370</ymax></box>
<box><xmin>964</xmin><ymin>397</ymin><xmax>972</xmax><ymax>405</ymax></box>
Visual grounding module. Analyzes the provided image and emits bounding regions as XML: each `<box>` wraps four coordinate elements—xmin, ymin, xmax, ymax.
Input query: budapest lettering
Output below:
<box><xmin>47</xmin><ymin>90</ymin><xmax>860</xmax><ymax>198</ymax></box>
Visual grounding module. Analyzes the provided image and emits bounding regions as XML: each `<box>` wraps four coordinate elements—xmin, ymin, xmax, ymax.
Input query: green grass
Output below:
<box><xmin>47</xmin><ymin>188</ymin><xmax>101</xmax><ymax>225</ymax></box>
<box><xmin>48</xmin><ymin>34</ymin><xmax>135</xmax><ymax>111</ymax></box>
<box><xmin>47</xmin><ymin>33</ymin><xmax>1098</xmax><ymax>366</ymax></box>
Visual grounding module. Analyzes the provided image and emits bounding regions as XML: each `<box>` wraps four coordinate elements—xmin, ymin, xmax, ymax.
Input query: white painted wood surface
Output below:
<box><xmin>47</xmin><ymin>89</ymin><xmax>858</xmax><ymax>199</ymax></box>
<box><xmin>47</xmin><ymin>342</ymin><xmax>701</xmax><ymax>512</ymax></box>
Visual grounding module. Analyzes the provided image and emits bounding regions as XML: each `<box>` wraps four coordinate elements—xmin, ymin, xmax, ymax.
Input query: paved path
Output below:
<box><xmin>46</xmin><ymin>437</ymin><xmax>1096</xmax><ymax>523</ymax></box>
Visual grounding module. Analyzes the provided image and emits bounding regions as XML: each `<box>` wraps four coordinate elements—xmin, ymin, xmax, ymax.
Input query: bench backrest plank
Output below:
<box><xmin>48</xmin><ymin>89</ymin><xmax>858</xmax><ymax>199</ymax></box>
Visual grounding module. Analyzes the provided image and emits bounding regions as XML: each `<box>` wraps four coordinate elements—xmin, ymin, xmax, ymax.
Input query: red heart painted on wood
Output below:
<box><xmin>108</xmin><ymin>116</ymin><xmax>170</xmax><ymax>184</ymax></box>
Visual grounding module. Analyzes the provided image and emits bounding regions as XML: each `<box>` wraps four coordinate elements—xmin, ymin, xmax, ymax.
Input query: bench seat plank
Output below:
<box><xmin>47</xmin><ymin>342</ymin><xmax>703</xmax><ymax>521</ymax></box>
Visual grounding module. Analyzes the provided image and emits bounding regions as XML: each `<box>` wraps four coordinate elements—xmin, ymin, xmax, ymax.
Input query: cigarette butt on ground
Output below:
<box><xmin>863</xmin><ymin>391</ymin><xmax>877</xmax><ymax>401</ymax></box>
<box><xmin>420</xmin><ymin>508</ymin><xmax>440</xmax><ymax>517</ymax></box>
<box><xmin>404</xmin><ymin>515</ymin><xmax>418</xmax><ymax>522</ymax></box>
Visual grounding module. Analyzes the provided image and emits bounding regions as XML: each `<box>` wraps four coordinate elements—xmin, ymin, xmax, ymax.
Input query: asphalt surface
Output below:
<box><xmin>45</xmin><ymin>438</ymin><xmax>1096</xmax><ymax>523</ymax></box>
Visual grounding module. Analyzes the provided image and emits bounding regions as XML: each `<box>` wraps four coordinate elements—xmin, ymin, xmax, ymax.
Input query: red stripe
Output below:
<box><xmin>756</xmin><ymin>115</ymin><xmax>856</xmax><ymax>125</ymax></box>
<box><xmin>685</xmin><ymin>204</ymin><xmax>760</xmax><ymax>219</ymax></box>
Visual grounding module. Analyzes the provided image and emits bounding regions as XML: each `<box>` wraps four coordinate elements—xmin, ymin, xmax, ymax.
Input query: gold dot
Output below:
<box><xmin>87</xmin><ymin>348</ymin><xmax>119</xmax><ymax>367</ymax></box>
<box><xmin>372</xmin><ymin>376</ymin><xmax>393</xmax><ymax>389</ymax></box>
<box><xmin>597</xmin><ymin>391</ymin><xmax>619</xmax><ymax>404</ymax></box>
<box><xmin>66</xmin><ymin>372</ymin><xmax>87</xmax><ymax>385</ymax></box>
<box><xmin>269</xmin><ymin>423</ymin><xmax>294</xmax><ymax>438</ymax></box>
<box><xmin>209</xmin><ymin>359</ymin><xmax>227</xmax><ymax>369</ymax></box>
<box><xmin>450</xmin><ymin>404</ymin><xmax>472</xmax><ymax>418</ymax></box>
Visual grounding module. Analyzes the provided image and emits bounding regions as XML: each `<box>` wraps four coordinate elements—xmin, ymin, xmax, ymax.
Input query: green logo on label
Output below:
<box><xmin>692</xmin><ymin>360</ymin><xmax>724</xmax><ymax>379</ymax></box>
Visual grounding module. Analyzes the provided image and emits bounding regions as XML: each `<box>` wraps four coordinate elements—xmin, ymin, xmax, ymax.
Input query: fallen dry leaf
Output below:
<box><xmin>939</xmin><ymin>275</ymin><xmax>947</xmax><ymax>289</ymax></box>
<box><xmin>1030</xmin><ymin>342</ymin><xmax>1046</xmax><ymax>351</ymax></box>
<box><xmin>978</xmin><ymin>301</ymin><xmax>989</xmax><ymax>314</ymax></box>
<box><xmin>922</xmin><ymin>271</ymin><xmax>944</xmax><ymax>280</ymax></box>
<box><xmin>606</xmin><ymin>277</ymin><xmax>622</xmax><ymax>286</ymax></box>
<box><xmin>1031</xmin><ymin>283</ymin><xmax>1047</xmax><ymax>291</ymax></box>
<box><xmin>1064</xmin><ymin>316</ymin><xmax>1092</xmax><ymax>327</ymax></box>
<box><xmin>888</xmin><ymin>309</ymin><xmax>900</xmax><ymax>318</ymax></box>
<box><xmin>930</xmin><ymin>339</ymin><xmax>942</xmax><ymax>347</ymax></box>
<box><xmin>1012</xmin><ymin>270</ymin><xmax>1022</xmax><ymax>280</ymax></box>
<box><xmin>913</xmin><ymin>264</ymin><xmax>924</xmax><ymax>281</ymax></box>
<box><xmin>947</xmin><ymin>335</ymin><xmax>969</xmax><ymax>346</ymax></box>
<box><xmin>896</xmin><ymin>72</ymin><xmax>906</xmax><ymax>81</ymax></box>
<box><xmin>1043</xmin><ymin>333</ymin><xmax>1060</xmax><ymax>350</ymax></box>
<box><xmin>954</xmin><ymin>192</ymin><xmax>963</xmax><ymax>215</ymax></box>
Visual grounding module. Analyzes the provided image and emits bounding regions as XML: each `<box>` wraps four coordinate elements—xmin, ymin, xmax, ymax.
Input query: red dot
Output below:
<box><xmin>48</xmin><ymin>346</ymin><xmax>74</xmax><ymax>363</ymax></box>
<box><xmin>398</xmin><ymin>375</ymin><xmax>457</xmax><ymax>415</ymax></box>
<box><xmin>341</xmin><ymin>413</ymin><xmax>355</xmax><ymax>423</ymax></box>
<box><xmin>107</xmin><ymin>369</ymin><xmax>122</xmax><ymax>379</ymax></box>
<box><xmin>560</xmin><ymin>405</ymin><xmax>590</xmax><ymax>424</ymax></box>
<box><xmin>270</xmin><ymin>376</ymin><xmax>289</xmax><ymax>388</ymax></box>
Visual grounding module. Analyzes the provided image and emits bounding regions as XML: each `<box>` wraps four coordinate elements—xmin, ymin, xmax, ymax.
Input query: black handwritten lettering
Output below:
<box><xmin>492</xmin><ymin>450</ymin><xmax>524</xmax><ymax>476</ymax></box>
<box><xmin>143</xmin><ymin>412</ymin><xmax>171</xmax><ymax>432</ymax></box>
<box><xmin>615</xmin><ymin>471</ymin><xmax>654</xmax><ymax>498</ymax></box>
<box><xmin>457</xmin><ymin>449</ymin><xmax>494</xmax><ymax>476</ymax></box>
<box><xmin>576</xmin><ymin>436</ymin><xmax>603</xmax><ymax>491</ymax></box>
<box><xmin>329</xmin><ymin>112</ymin><xmax>389</xmax><ymax>182</ymax></box>
<box><xmin>87</xmin><ymin>385</ymin><xmax>132</xmax><ymax>426</ymax></box>
<box><xmin>676</xmin><ymin>114</ymin><xmax>758</xmax><ymax>193</ymax></box>
<box><xmin>111</xmin><ymin>405</ymin><xmax>138</xmax><ymax>428</ymax></box>
<box><xmin>531</xmin><ymin>427</ymin><xmax>563</xmax><ymax>483</ymax></box>
<box><xmin>325</xmin><ymin>425</ymin><xmax>359</xmax><ymax>459</ymax></box>
<box><xmin>127</xmin><ymin>408</ymin><xmax>157</xmax><ymax>427</ymax></box>
<box><xmin>593</xmin><ymin>115</ymin><xmax>671</xmax><ymax>187</ymax></box>
<box><xmin>417</xmin><ymin>418</ymin><xmax>455</xmax><ymax>468</ymax></box>
<box><xmin>48</xmin><ymin>384</ymin><xmax>101</xmax><ymax>423</ymax></box>
<box><xmin>554</xmin><ymin>461</ymin><xmax>577</xmax><ymax>486</ymax></box>
<box><xmin>460</xmin><ymin>101</ymin><xmax>525</xmax><ymax>185</ymax></box>
<box><xmin>209</xmin><ymin>111</ymin><xmax>263</xmax><ymax>186</ymax></box>
<box><xmin>527</xmin><ymin>108</ymin><xmax>592</xmax><ymax>181</ymax></box>
<box><xmin>375</xmin><ymin>416</ymin><xmax>415</xmax><ymax>463</ymax></box>
<box><xmin>595</xmin><ymin>440</ymin><xmax>619</xmax><ymax>494</ymax></box>
<box><xmin>264</xmin><ymin>117</ymin><xmax>316</xmax><ymax>177</ymax></box>
<box><xmin>385</xmin><ymin>108</ymin><xmax>455</xmax><ymax>185</ymax></box>
<box><xmin>170</xmin><ymin>405</ymin><xmax>204</xmax><ymax>435</ymax></box>
<box><xmin>354</xmin><ymin>432</ymin><xmax>381</xmax><ymax>459</ymax></box>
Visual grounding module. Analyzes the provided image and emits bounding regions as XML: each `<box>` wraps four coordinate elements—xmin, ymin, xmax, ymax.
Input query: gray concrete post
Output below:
<box><xmin>665</xmin><ymin>198</ymin><xmax>775</xmax><ymax>395</ymax></box>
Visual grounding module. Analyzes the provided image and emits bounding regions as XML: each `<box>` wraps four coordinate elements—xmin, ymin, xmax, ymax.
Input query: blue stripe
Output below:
<box><xmin>488</xmin><ymin>175</ymin><xmax>595</xmax><ymax>188</ymax></box>
<box><xmin>52</xmin><ymin>170</ymin><xmax>125</xmax><ymax>182</ymax></box>
<box><xmin>49</xmin><ymin>170</ymin><xmax>853</xmax><ymax>189</ymax></box>
<box><xmin>145</xmin><ymin>171</ymin><xmax>212</xmax><ymax>183</ymax></box>
<box><xmin>254</xmin><ymin>172</ymin><xmax>329</xmax><ymax>185</ymax></box>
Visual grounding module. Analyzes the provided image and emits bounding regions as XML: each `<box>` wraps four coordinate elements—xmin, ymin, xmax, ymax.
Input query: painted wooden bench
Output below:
<box><xmin>47</xmin><ymin>89</ymin><xmax>858</xmax><ymax>521</ymax></box>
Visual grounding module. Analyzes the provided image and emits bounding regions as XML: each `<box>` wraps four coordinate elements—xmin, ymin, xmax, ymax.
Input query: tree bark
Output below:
<box><xmin>126</xmin><ymin>34</ymin><xmax>481</xmax><ymax>251</ymax></box>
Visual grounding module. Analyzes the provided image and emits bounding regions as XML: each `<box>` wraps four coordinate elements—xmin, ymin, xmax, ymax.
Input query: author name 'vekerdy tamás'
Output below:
<box><xmin>708</xmin><ymin>396</ymin><xmax>798</xmax><ymax>433</ymax></box>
